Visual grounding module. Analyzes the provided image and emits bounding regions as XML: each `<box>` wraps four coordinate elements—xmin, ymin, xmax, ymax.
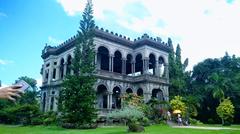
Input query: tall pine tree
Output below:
<box><xmin>168</xmin><ymin>40</ymin><xmax>188</xmax><ymax>98</ymax></box>
<box><xmin>59</xmin><ymin>0</ymin><xmax>97</xmax><ymax>128</ymax></box>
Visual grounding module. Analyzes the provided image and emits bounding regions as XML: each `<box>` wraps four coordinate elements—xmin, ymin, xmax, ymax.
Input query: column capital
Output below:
<box><xmin>109</xmin><ymin>54</ymin><xmax>114</xmax><ymax>57</ymax></box>
<box><xmin>122</xmin><ymin>57</ymin><xmax>127</xmax><ymax>61</ymax></box>
<box><xmin>143</xmin><ymin>57</ymin><xmax>149</xmax><ymax>60</ymax></box>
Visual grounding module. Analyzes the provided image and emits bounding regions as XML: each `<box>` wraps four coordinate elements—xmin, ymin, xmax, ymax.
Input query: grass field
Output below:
<box><xmin>0</xmin><ymin>124</ymin><xmax>239</xmax><ymax>134</ymax></box>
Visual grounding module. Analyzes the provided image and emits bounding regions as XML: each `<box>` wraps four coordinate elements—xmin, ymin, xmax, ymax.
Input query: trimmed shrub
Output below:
<box><xmin>128</xmin><ymin>122</ymin><xmax>145</xmax><ymax>132</ymax></box>
<box><xmin>108</xmin><ymin>106</ymin><xmax>145</xmax><ymax>132</ymax></box>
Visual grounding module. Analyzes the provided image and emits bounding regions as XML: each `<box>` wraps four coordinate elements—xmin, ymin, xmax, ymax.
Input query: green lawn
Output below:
<box><xmin>0</xmin><ymin>124</ymin><xmax>239</xmax><ymax>134</ymax></box>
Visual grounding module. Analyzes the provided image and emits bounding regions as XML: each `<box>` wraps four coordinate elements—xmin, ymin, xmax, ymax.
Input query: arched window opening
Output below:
<box><xmin>52</xmin><ymin>68</ymin><xmax>56</xmax><ymax>80</ymax></box>
<box><xmin>66</xmin><ymin>55</ymin><xmax>72</xmax><ymax>75</ymax></box>
<box><xmin>158</xmin><ymin>57</ymin><xmax>165</xmax><ymax>77</ymax></box>
<box><xmin>149</xmin><ymin>54</ymin><xmax>156</xmax><ymax>75</ymax></box>
<box><xmin>135</xmin><ymin>54</ymin><xmax>143</xmax><ymax>76</ymax></box>
<box><xmin>113</xmin><ymin>86</ymin><xmax>121</xmax><ymax>109</ymax></box>
<box><xmin>45</xmin><ymin>70</ymin><xmax>49</xmax><ymax>80</ymax></box>
<box><xmin>50</xmin><ymin>96</ymin><xmax>54</xmax><ymax>110</ymax></box>
<box><xmin>126</xmin><ymin>54</ymin><xmax>133</xmax><ymax>75</ymax></box>
<box><xmin>137</xmin><ymin>88</ymin><xmax>143</xmax><ymax>96</ymax></box>
<box><xmin>97</xmin><ymin>85</ymin><xmax>108</xmax><ymax>109</ymax></box>
<box><xmin>113</xmin><ymin>51</ymin><xmax>122</xmax><ymax>73</ymax></box>
<box><xmin>126</xmin><ymin>88</ymin><xmax>133</xmax><ymax>94</ymax></box>
<box><xmin>97</xmin><ymin>46</ymin><xmax>109</xmax><ymax>71</ymax></box>
<box><xmin>152</xmin><ymin>89</ymin><xmax>164</xmax><ymax>101</ymax></box>
<box><xmin>42</xmin><ymin>92</ymin><xmax>46</xmax><ymax>112</ymax></box>
<box><xmin>60</xmin><ymin>58</ymin><xmax>64</xmax><ymax>79</ymax></box>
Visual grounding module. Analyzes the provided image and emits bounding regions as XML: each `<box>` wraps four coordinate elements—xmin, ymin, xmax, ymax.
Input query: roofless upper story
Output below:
<box><xmin>42</xmin><ymin>26</ymin><xmax>171</xmax><ymax>59</ymax></box>
<box><xmin>41</xmin><ymin>27</ymin><xmax>172</xmax><ymax>86</ymax></box>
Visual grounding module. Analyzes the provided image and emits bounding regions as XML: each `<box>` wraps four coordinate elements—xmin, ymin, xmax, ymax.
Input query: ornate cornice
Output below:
<box><xmin>41</xmin><ymin>27</ymin><xmax>172</xmax><ymax>59</ymax></box>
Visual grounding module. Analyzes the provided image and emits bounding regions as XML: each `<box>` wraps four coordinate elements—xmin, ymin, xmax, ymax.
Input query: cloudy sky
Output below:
<box><xmin>0</xmin><ymin>0</ymin><xmax>240</xmax><ymax>86</ymax></box>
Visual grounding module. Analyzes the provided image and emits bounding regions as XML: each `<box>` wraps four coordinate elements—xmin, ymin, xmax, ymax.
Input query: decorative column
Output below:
<box><xmin>54</xmin><ymin>91</ymin><xmax>59</xmax><ymax>111</ymax></box>
<box><xmin>109</xmin><ymin>54</ymin><xmax>114</xmax><ymax>72</ymax></box>
<box><xmin>155</xmin><ymin>60</ymin><xmax>159</xmax><ymax>77</ymax></box>
<box><xmin>132</xmin><ymin>61</ymin><xmax>135</xmax><ymax>76</ymax></box>
<box><xmin>63</xmin><ymin>63</ymin><xmax>67</xmax><ymax>77</ymax></box>
<box><xmin>48</xmin><ymin>63</ymin><xmax>53</xmax><ymax>84</ymax></box>
<box><xmin>122</xmin><ymin>58</ymin><xmax>126</xmax><ymax>75</ymax></box>
<box><xmin>159</xmin><ymin>64</ymin><xmax>163</xmax><ymax>77</ymax></box>
<box><xmin>41</xmin><ymin>65</ymin><xmax>45</xmax><ymax>83</ymax></box>
<box><xmin>96</xmin><ymin>53</ymin><xmax>101</xmax><ymax>70</ymax></box>
<box><xmin>143</xmin><ymin>58</ymin><xmax>149</xmax><ymax>74</ymax></box>
<box><xmin>144</xmin><ymin>92</ymin><xmax>152</xmax><ymax>103</ymax></box>
<box><xmin>55</xmin><ymin>65</ymin><xmax>60</xmax><ymax>80</ymax></box>
<box><xmin>108</xmin><ymin>92</ymin><xmax>112</xmax><ymax>109</ymax></box>
<box><xmin>95</xmin><ymin>51</ymin><xmax>98</xmax><ymax>65</ymax></box>
<box><xmin>42</xmin><ymin>66</ymin><xmax>46</xmax><ymax>83</ymax></box>
<box><xmin>143</xmin><ymin>59</ymin><xmax>145</xmax><ymax>74</ymax></box>
<box><xmin>47</xmin><ymin>92</ymin><xmax>51</xmax><ymax>111</ymax></box>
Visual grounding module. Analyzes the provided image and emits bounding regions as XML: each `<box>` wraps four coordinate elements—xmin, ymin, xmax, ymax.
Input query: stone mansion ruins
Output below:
<box><xmin>40</xmin><ymin>27</ymin><xmax>171</xmax><ymax>115</ymax></box>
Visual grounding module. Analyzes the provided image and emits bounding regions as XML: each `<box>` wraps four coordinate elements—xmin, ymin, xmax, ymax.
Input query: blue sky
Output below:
<box><xmin>0</xmin><ymin>0</ymin><xmax>80</xmax><ymax>86</ymax></box>
<box><xmin>0</xmin><ymin>0</ymin><xmax>240</xmax><ymax>86</ymax></box>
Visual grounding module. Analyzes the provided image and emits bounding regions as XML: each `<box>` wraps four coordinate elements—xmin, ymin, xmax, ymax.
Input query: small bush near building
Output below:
<box><xmin>107</xmin><ymin>106</ymin><xmax>145</xmax><ymax>132</ymax></box>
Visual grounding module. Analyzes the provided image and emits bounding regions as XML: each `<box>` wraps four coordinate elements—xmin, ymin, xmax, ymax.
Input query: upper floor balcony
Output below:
<box><xmin>41</xmin><ymin>45</ymin><xmax>169</xmax><ymax>87</ymax></box>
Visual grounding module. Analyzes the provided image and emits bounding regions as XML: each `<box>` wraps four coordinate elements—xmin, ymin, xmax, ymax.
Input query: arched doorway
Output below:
<box><xmin>158</xmin><ymin>57</ymin><xmax>165</xmax><ymax>77</ymax></box>
<box><xmin>135</xmin><ymin>54</ymin><xmax>143</xmax><ymax>75</ymax></box>
<box><xmin>42</xmin><ymin>92</ymin><xmax>46</xmax><ymax>112</ymax></box>
<box><xmin>152</xmin><ymin>89</ymin><xmax>164</xmax><ymax>101</ymax></box>
<box><xmin>66</xmin><ymin>55</ymin><xmax>72</xmax><ymax>75</ymax></box>
<box><xmin>113</xmin><ymin>86</ymin><xmax>121</xmax><ymax>109</ymax></box>
<box><xmin>59</xmin><ymin>58</ymin><xmax>64</xmax><ymax>79</ymax></box>
<box><xmin>50</xmin><ymin>97</ymin><xmax>54</xmax><ymax>111</ymax></box>
<box><xmin>97</xmin><ymin>46</ymin><xmax>110</xmax><ymax>71</ymax></box>
<box><xmin>97</xmin><ymin>85</ymin><xmax>108</xmax><ymax>109</ymax></box>
<box><xmin>137</xmin><ymin>88</ymin><xmax>143</xmax><ymax>96</ymax></box>
<box><xmin>126</xmin><ymin>54</ymin><xmax>133</xmax><ymax>75</ymax></box>
<box><xmin>113</xmin><ymin>51</ymin><xmax>122</xmax><ymax>73</ymax></box>
<box><xmin>126</xmin><ymin>88</ymin><xmax>133</xmax><ymax>94</ymax></box>
<box><xmin>149</xmin><ymin>54</ymin><xmax>156</xmax><ymax>75</ymax></box>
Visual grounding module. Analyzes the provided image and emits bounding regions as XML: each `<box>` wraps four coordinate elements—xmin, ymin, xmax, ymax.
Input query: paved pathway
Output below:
<box><xmin>172</xmin><ymin>125</ymin><xmax>240</xmax><ymax>130</ymax></box>
<box><xmin>167</xmin><ymin>121</ymin><xmax>240</xmax><ymax>130</ymax></box>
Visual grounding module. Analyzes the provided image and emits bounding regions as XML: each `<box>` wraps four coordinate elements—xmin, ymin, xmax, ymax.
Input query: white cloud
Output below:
<box><xmin>48</xmin><ymin>36</ymin><xmax>64</xmax><ymax>46</ymax></box>
<box><xmin>57</xmin><ymin>0</ymin><xmax>139</xmax><ymax>20</ymax></box>
<box><xmin>36</xmin><ymin>78</ymin><xmax>42</xmax><ymax>87</ymax></box>
<box><xmin>57</xmin><ymin>0</ymin><xmax>86</xmax><ymax>16</ymax></box>
<box><xmin>57</xmin><ymin>0</ymin><xmax>240</xmax><ymax>70</ymax></box>
<box><xmin>0</xmin><ymin>59</ymin><xmax>14</xmax><ymax>65</ymax></box>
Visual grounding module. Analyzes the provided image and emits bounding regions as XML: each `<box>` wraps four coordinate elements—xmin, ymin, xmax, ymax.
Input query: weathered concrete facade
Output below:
<box><xmin>40</xmin><ymin>27</ymin><xmax>171</xmax><ymax>115</ymax></box>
